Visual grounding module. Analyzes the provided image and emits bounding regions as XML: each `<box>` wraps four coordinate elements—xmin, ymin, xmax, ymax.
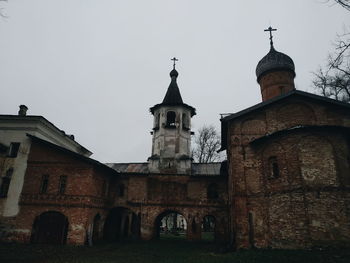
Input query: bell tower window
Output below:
<box><xmin>166</xmin><ymin>111</ymin><xmax>176</xmax><ymax>127</ymax></box>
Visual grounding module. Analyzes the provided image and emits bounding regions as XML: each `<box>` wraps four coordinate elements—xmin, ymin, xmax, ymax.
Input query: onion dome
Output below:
<box><xmin>256</xmin><ymin>45</ymin><xmax>295</xmax><ymax>82</ymax></box>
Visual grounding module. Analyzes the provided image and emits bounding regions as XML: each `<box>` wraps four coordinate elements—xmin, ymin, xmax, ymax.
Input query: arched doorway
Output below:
<box><xmin>202</xmin><ymin>215</ymin><xmax>215</xmax><ymax>242</ymax></box>
<box><xmin>103</xmin><ymin>207</ymin><xmax>139</xmax><ymax>242</ymax></box>
<box><xmin>155</xmin><ymin>211</ymin><xmax>187</xmax><ymax>240</ymax></box>
<box><xmin>31</xmin><ymin>211</ymin><xmax>68</xmax><ymax>244</ymax></box>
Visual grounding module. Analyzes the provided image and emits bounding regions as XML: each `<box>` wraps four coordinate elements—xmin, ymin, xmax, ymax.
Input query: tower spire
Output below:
<box><xmin>264</xmin><ymin>26</ymin><xmax>277</xmax><ymax>49</ymax></box>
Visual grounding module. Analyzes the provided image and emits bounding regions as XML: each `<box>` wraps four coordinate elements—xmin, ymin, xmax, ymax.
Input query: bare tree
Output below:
<box><xmin>192</xmin><ymin>125</ymin><xmax>222</xmax><ymax>163</ymax></box>
<box><xmin>333</xmin><ymin>0</ymin><xmax>350</xmax><ymax>10</ymax></box>
<box><xmin>312</xmin><ymin>0</ymin><xmax>350</xmax><ymax>102</ymax></box>
<box><xmin>312</xmin><ymin>27</ymin><xmax>350</xmax><ymax>102</ymax></box>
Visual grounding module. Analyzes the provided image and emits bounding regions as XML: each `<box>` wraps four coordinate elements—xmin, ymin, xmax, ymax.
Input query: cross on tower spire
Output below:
<box><xmin>264</xmin><ymin>26</ymin><xmax>277</xmax><ymax>49</ymax></box>
<box><xmin>171</xmin><ymin>57</ymin><xmax>178</xmax><ymax>69</ymax></box>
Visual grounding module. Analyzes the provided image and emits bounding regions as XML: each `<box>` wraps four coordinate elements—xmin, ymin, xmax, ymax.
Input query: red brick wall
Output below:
<box><xmin>226</xmin><ymin>97</ymin><xmax>350</xmax><ymax>249</ymax></box>
<box><xmin>0</xmin><ymin>141</ymin><xmax>113</xmax><ymax>245</ymax></box>
<box><xmin>112</xmin><ymin>174</ymin><xmax>229</xmax><ymax>242</ymax></box>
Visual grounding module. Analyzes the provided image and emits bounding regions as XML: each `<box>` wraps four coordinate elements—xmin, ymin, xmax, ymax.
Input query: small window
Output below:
<box><xmin>207</xmin><ymin>183</ymin><xmax>219</xmax><ymax>199</ymax></box>
<box><xmin>268</xmin><ymin>156</ymin><xmax>280</xmax><ymax>179</ymax></box>
<box><xmin>58</xmin><ymin>175</ymin><xmax>67</xmax><ymax>195</ymax></box>
<box><xmin>40</xmin><ymin>175</ymin><xmax>49</xmax><ymax>194</ymax></box>
<box><xmin>0</xmin><ymin>168</ymin><xmax>13</xmax><ymax>198</ymax></box>
<box><xmin>118</xmin><ymin>184</ymin><xmax>125</xmax><ymax>197</ymax></box>
<box><xmin>166</xmin><ymin>111</ymin><xmax>176</xmax><ymax>127</ymax></box>
<box><xmin>8</xmin><ymin>143</ymin><xmax>20</xmax><ymax>158</ymax></box>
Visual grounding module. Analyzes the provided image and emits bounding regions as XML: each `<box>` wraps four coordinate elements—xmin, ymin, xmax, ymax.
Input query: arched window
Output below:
<box><xmin>166</xmin><ymin>111</ymin><xmax>176</xmax><ymax>127</ymax></box>
<box><xmin>268</xmin><ymin>156</ymin><xmax>280</xmax><ymax>179</ymax></box>
<box><xmin>182</xmin><ymin>113</ymin><xmax>189</xmax><ymax>130</ymax></box>
<box><xmin>207</xmin><ymin>183</ymin><xmax>219</xmax><ymax>199</ymax></box>
<box><xmin>0</xmin><ymin>168</ymin><xmax>13</xmax><ymax>198</ymax></box>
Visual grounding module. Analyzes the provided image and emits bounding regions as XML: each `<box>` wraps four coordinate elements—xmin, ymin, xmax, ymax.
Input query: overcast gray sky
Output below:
<box><xmin>0</xmin><ymin>0</ymin><xmax>348</xmax><ymax>162</ymax></box>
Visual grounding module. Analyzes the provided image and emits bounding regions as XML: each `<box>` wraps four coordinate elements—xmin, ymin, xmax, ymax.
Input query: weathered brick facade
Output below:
<box><xmin>1</xmin><ymin>43</ymin><xmax>350</xmax><ymax>249</ymax></box>
<box><xmin>0</xmin><ymin>134</ymin><xmax>228</xmax><ymax>245</ymax></box>
<box><xmin>222</xmin><ymin>92</ymin><xmax>350</xmax><ymax>249</ymax></box>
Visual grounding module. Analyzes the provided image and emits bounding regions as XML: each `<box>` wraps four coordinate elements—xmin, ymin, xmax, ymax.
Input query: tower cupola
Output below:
<box><xmin>256</xmin><ymin>27</ymin><xmax>296</xmax><ymax>101</ymax></box>
<box><xmin>148</xmin><ymin>58</ymin><xmax>196</xmax><ymax>174</ymax></box>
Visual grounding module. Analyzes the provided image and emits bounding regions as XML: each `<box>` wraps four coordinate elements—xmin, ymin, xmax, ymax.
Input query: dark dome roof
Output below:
<box><xmin>256</xmin><ymin>46</ymin><xmax>295</xmax><ymax>82</ymax></box>
<box><xmin>170</xmin><ymin>69</ymin><xmax>178</xmax><ymax>78</ymax></box>
<box><xmin>150</xmin><ymin>68</ymin><xmax>196</xmax><ymax>116</ymax></box>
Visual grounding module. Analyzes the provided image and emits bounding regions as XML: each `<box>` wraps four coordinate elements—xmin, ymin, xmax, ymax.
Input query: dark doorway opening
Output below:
<box><xmin>92</xmin><ymin>214</ymin><xmax>101</xmax><ymax>243</ymax></box>
<box><xmin>155</xmin><ymin>211</ymin><xmax>187</xmax><ymax>240</ymax></box>
<box><xmin>31</xmin><ymin>211</ymin><xmax>68</xmax><ymax>244</ymax></box>
<box><xmin>103</xmin><ymin>207</ymin><xmax>139</xmax><ymax>242</ymax></box>
<box><xmin>202</xmin><ymin>215</ymin><xmax>216</xmax><ymax>242</ymax></box>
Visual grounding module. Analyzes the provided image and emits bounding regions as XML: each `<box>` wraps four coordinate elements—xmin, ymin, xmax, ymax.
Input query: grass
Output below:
<box><xmin>1</xmin><ymin>239</ymin><xmax>350</xmax><ymax>263</ymax></box>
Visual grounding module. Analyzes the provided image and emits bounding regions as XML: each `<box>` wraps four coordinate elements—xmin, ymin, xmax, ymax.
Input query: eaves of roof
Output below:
<box><xmin>27</xmin><ymin>134</ymin><xmax>118</xmax><ymax>176</ymax></box>
<box><xmin>250</xmin><ymin>125</ymin><xmax>350</xmax><ymax>145</ymax></box>
<box><xmin>0</xmin><ymin>114</ymin><xmax>92</xmax><ymax>156</ymax></box>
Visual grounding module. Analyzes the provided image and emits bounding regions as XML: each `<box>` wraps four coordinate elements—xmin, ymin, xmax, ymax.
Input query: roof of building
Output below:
<box><xmin>255</xmin><ymin>45</ymin><xmax>295</xmax><ymax>82</ymax></box>
<box><xmin>0</xmin><ymin>114</ymin><xmax>92</xmax><ymax>156</ymax></box>
<box><xmin>150</xmin><ymin>69</ymin><xmax>196</xmax><ymax>116</ymax></box>
<box><xmin>220</xmin><ymin>90</ymin><xmax>350</xmax><ymax>150</ymax></box>
<box><xmin>105</xmin><ymin>162</ymin><xmax>222</xmax><ymax>176</ymax></box>
<box><xmin>27</xmin><ymin>134</ymin><xmax>118</xmax><ymax>175</ymax></box>
<box><xmin>162</xmin><ymin>69</ymin><xmax>184</xmax><ymax>105</ymax></box>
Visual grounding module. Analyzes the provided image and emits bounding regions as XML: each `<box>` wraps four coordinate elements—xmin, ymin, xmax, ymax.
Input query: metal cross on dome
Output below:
<box><xmin>171</xmin><ymin>57</ymin><xmax>178</xmax><ymax>69</ymax></box>
<box><xmin>264</xmin><ymin>26</ymin><xmax>277</xmax><ymax>47</ymax></box>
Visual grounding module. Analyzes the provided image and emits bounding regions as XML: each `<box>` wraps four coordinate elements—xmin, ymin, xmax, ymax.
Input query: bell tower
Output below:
<box><xmin>148</xmin><ymin>58</ymin><xmax>196</xmax><ymax>174</ymax></box>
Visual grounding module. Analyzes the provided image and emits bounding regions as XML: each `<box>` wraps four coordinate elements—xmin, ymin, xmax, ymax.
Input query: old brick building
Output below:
<box><xmin>1</xmin><ymin>34</ymin><xmax>350</xmax><ymax>248</ymax></box>
<box><xmin>0</xmin><ymin>65</ymin><xmax>228</xmax><ymax>245</ymax></box>
<box><xmin>220</xmin><ymin>36</ymin><xmax>350</xmax><ymax>248</ymax></box>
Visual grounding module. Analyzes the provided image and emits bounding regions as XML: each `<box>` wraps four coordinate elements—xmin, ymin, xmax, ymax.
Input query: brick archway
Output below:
<box><xmin>202</xmin><ymin>215</ymin><xmax>216</xmax><ymax>242</ymax></box>
<box><xmin>154</xmin><ymin>210</ymin><xmax>188</xmax><ymax>240</ymax></box>
<box><xmin>103</xmin><ymin>207</ymin><xmax>140</xmax><ymax>241</ymax></box>
<box><xmin>31</xmin><ymin>211</ymin><xmax>68</xmax><ymax>244</ymax></box>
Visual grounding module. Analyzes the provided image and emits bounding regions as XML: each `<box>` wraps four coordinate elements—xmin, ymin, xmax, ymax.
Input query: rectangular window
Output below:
<box><xmin>39</xmin><ymin>175</ymin><xmax>49</xmax><ymax>194</ymax></box>
<box><xmin>58</xmin><ymin>176</ymin><xmax>67</xmax><ymax>195</ymax></box>
<box><xmin>8</xmin><ymin>143</ymin><xmax>20</xmax><ymax>158</ymax></box>
<box><xmin>0</xmin><ymin>168</ymin><xmax>13</xmax><ymax>198</ymax></box>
